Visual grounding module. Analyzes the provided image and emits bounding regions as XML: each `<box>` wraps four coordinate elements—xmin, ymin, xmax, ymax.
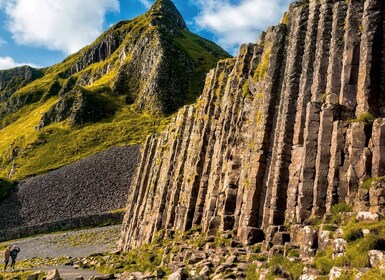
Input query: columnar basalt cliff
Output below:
<box><xmin>120</xmin><ymin>0</ymin><xmax>385</xmax><ymax>253</ymax></box>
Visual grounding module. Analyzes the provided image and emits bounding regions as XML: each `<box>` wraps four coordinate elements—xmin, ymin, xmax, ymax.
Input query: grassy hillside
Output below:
<box><xmin>0</xmin><ymin>0</ymin><xmax>229</xmax><ymax>180</ymax></box>
<box><xmin>0</xmin><ymin>96</ymin><xmax>170</xmax><ymax>179</ymax></box>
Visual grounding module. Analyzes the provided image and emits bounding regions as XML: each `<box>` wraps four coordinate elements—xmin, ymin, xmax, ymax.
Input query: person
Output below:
<box><xmin>3</xmin><ymin>246</ymin><xmax>11</xmax><ymax>272</ymax></box>
<box><xmin>9</xmin><ymin>245</ymin><xmax>20</xmax><ymax>271</ymax></box>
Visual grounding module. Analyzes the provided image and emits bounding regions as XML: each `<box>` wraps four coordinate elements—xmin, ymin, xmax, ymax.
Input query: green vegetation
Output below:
<box><xmin>0</xmin><ymin>97</ymin><xmax>171</xmax><ymax>179</ymax></box>
<box><xmin>253</xmin><ymin>46</ymin><xmax>271</xmax><ymax>82</ymax></box>
<box><xmin>0</xmin><ymin>270</ymin><xmax>46</xmax><ymax>280</ymax></box>
<box><xmin>348</xmin><ymin>112</ymin><xmax>376</xmax><ymax>124</ymax></box>
<box><xmin>0</xmin><ymin>178</ymin><xmax>14</xmax><ymax>200</ymax></box>
<box><xmin>264</xmin><ymin>255</ymin><xmax>304</xmax><ymax>280</ymax></box>
<box><xmin>361</xmin><ymin>176</ymin><xmax>385</xmax><ymax>190</ymax></box>
<box><xmin>327</xmin><ymin>202</ymin><xmax>354</xmax><ymax>225</ymax></box>
<box><xmin>281</xmin><ymin>12</ymin><xmax>289</xmax><ymax>25</ymax></box>
<box><xmin>0</xmin><ymin>3</ymin><xmax>229</xmax><ymax>180</ymax></box>
<box><xmin>246</xmin><ymin>263</ymin><xmax>260</xmax><ymax>279</ymax></box>
<box><xmin>173</xmin><ymin>29</ymin><xmax>230</xmax><ymax>104</ymax></box>
<box><xmin>315</xmin><ymin>219</ymin><xmax>385</xmax><ymax>275</ymax></box>
<box><xmin>330</xmin><ymin>203</ymin><xmax>353</xmax><ymax>215</ymax></box>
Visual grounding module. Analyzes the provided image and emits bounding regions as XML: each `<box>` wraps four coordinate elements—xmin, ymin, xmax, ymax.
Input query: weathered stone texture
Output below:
<box><xmin>120</xmin><ymin>0</ymin><xmax>385</xmax><ymax>249</ymax></box>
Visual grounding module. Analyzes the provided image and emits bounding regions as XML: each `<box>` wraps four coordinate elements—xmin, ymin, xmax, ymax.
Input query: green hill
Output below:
<box><xmin>0</xmin><ymin>0</ymin><xmax>230</xmax><ymax>180</ymax></box>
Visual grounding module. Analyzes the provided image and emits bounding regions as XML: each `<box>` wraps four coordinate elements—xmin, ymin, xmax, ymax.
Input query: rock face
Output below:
<box><xmin>0</xmin><ymin>66</ymin><xmax>43</xmax><ymax>102</ymax></box>
<box><xmin>119</xmin><ymin>0</ymin><xmax>385</xmax><ymax>250</ymax></box>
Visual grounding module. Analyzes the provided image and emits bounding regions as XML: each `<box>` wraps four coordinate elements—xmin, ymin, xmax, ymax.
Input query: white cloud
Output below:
<box><xmin>2</xmin><ymin>0</ymin><xmax>120</xmax><ymax>55</ymax></box>
<box><xmin>139</xmin><ymin>0</ymin><xmax>153</xmax><ymax>9</ymax></box>
<box><xmin>192</xmin><ymin>0</ymin><xmax>291</xmax><ymax>54</ymax></box>
<box><xmin>0</xmin><ymin>56</ymin><xmax>40</xmax><ymax>70</ymax></box>
<box><xmin>0</xmin><ymin>38</ymin><xmax>6</xmax><ymax>46</ymax></box>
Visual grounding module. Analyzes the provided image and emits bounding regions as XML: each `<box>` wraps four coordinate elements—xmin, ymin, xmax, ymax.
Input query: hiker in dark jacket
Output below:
<box><xmin>10</xmin><ymin>245</ymin><xmax>20</xmax><ymax>271</ymax></box>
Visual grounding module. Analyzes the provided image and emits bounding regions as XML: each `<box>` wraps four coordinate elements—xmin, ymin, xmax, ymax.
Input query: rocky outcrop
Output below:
<box><xmin>37</xmin><ymin>87</ymin><xmax>117</xmax><ymax>128</ymax></box>
<box><xmin>119</xmin><ymin>0</ymin><xmax>385</xmax><ymax>251</ymax></box>
<box><xmin>0</xmin><ymin>66</ymin><xmax>43</xmax><ymax>102</ymax></box>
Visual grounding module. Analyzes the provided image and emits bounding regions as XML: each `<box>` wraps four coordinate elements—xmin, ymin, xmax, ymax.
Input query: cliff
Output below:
<box><xmin>119</xmin><ymin>0</ymin><xmax>385</xmax><ymax>254</ymax></box>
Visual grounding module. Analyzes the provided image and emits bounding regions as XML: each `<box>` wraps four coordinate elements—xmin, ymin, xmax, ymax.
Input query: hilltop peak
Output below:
<box><xmin>148</xmin><ymin>0</ymin><xmax>187</xmax><ymax>30</ymax></box>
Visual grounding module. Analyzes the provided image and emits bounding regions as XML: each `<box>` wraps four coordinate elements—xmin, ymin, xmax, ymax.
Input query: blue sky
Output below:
<box><xmin>0</xmin><ymin>0</ymin><xmax>291</xmax><ymax>70</ymax></box>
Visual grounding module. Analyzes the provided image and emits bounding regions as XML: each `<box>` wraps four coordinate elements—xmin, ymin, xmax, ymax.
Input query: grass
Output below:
<box><xmin>327</xmin><ymin>202</ymin><xmax>354</xmax><ymax>225</ymax></box>
<box><xmin>348</xmin><ymin>112</ymin><xmax>376</xmax><ymax>124</ymax></box>
<box><xmin>0</xmin><ymin>97</ymin><xmax>171</xmax><ymax>179</ymax></box>
<box><xmin>253</xmin><ymin>45</ymin><xmax>271</xmax><ymax>82</ymax></box>
<box><xmin>361</xmin><ymin>176</ymin><xmax>385</xmax><ymax>190</ymax></box>
<box><xmin>315</xmin><ymin>219</ymin><xmax>385</xmax><ymax>275</ymax></box>
<box><xmin>265</xmin><ymin>255</ymin><xmax>304</xmax><ymax>280</ymax></box>
<box><xmin>0</xmin><ymin>8</ymin><xmax>229</xmax><ymax>180</ymax></box>
<box><xmin>173</xmin><ymin>29</ymin><xmax>230</xmax><ymax>104</ymax></box>
<box><xmin>246</xmin><ymin>263</ymin><xmax>260</xmax><ymax>279</ymax></box>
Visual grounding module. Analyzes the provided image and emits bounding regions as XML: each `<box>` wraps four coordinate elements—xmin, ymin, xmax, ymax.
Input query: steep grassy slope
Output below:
<box><xmin>0</xmin><ymin>0</ymin><xmax>230</xmax><ymax>180</ymax></box>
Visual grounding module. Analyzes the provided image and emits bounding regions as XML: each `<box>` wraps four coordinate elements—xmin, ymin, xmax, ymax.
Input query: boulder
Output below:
<box><xmin>333</xmin><ymin>238</ymin><xmax>347</xmax><ymax>258</ymax></box>
<box><xmin>368</xmin><ymin>250</ymin><xmax>385</xmax><ymax>268</ymax></box>
<box><xmin>168</xmin><ymin>269</ymin><xmax>188</xmax><ymax>280</ymax></box>
<box><xmin>329</xmin><ymin>267</ymin><xmax>345</xmax><ymax>280</ymax></box>
<box><xmin>299</xmin><ymin>275</ymin><xmax>317</xmax><ymax>280</ymax></box>
<box><xmin>199</xmin><ymin>265</ymin><xmax>211</xmax><ymax>278</ymax></box>
<box><xmin>46</xmin><ymin>269</ymin><xmax>61</xmax><ymax>280</ymax></box>
<box><xmin>300</xmin><ymin>226</ymin><xmax>318</xmax><ymax>259</ymax></box>
<box><xmin>272</xmin><ymin>232</ymin><xmax>291</xmax><ymax>246</ymax></box>
<box><xmin>356</xmin><ymin>212</ymin><xmax>379</xmax><ymax>222</ymax></box>
<box><xmin>224</xmin><ymin>255</ymin><xmax>237</xmax><ymax>265</ymax></box>
<box><xmin>26</xmin><ymin>272</ymin><xmax>40</xmax><ymax>280</ymax></box>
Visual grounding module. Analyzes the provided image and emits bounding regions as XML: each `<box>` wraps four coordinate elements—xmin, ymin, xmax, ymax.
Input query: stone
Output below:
<box><xmin>329</xmin><ymin>267</ymin><xmax>345</xmax><ymax>280</ymax></box>
<box><xmin>168</xmin><ymin>269</ymin><xmax>188</xmax><ymax>280</ymax></box>
<box><xmin>187</xmin><ymin>252</ymin><xmax>206</xmax><ymax>265</ymax></box>
<box><xmin>26</xmin><ymin>272</ymin><xmax>40</xmax><ymax>280</ymax></box>
<box><xmin>356</xmin><ymin>212</ymin><xmax>379</xmax><ymax>222</ymax></box>
<box><xmin>268</xmin><ymin>245</ymin><xmax>285</xmax><ymax>258</ymax></box>
<box><xmin>225</xmin><ymin>255</ymin><xmax>237</xmax><ymax>265</ymax></box>
<box><xmin>300</xmin><ymin>226</ymin><xmax>318</xmax><ymax>260</ymax></box>
<box><xmin>333</xmin><ymin>238</ymin><xmax>347</xmax><ymax>258</ymax></box>
<box><xmin>299</xmin><ymin>276</ymin><xmax>317</xmax><ymax>280</ymax></box>
<box><xmin>46</xmin><ymin>269</ymin><xmax>61</xmax><ymax>280</ymax></box>
<box><xmin>199</xmin><ymin>265</ymin><xmax>211</xmax><ymax>278</ymax></box>
<box><xmin>272</xmin><ymin>232</ymin><xmax>291</xmax><ymax>246</ymax></box>
<box><xmin>93</xmin><ymin>274</ymin><xmax>116</xmax><ymax>280</ymax></box>
<box><xmin>318</xmin><ymin>229</ymin><xmax>333</xmax><ymax>251</ymax></box>
<box><xmin>368</xmin><ymin>250</ymin><xmax>385</xmax><ymax>268</ymax></box>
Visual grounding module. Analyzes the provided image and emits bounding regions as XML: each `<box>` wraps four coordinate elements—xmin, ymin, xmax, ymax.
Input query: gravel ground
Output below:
<box><xmin>0</xmin><ymin>146</ymin><xmax>139</xmax><ymax>231</ymax></box>
<box><xmin>0</xmin><ymin>226</ymin><xmax>121</xmax><ymax>280</ymax></box>
<box><xmin>1</xmin><ymin>225</ymin><xmax>121</xmax><ymax>259</ymax></box>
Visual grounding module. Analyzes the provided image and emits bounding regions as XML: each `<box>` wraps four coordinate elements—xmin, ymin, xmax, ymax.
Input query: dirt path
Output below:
<box><xmin>0</xmin><ymin>226</ymin><xmax>121</xmax><ymax>279</ymax></box>
<box><xmin>33</xmin><ymin>266</ymin><xmax>105</xmax><ymax>280</ymax></box>
<box><xmin>1</xmin><ymin>225</ymin><xmax>121</xmax><ymax>259</ymax></box>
